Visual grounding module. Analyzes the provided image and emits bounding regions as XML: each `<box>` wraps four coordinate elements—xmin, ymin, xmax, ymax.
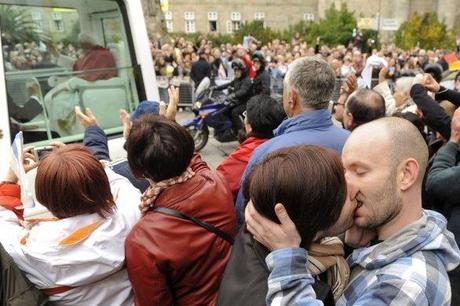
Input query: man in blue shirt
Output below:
<box><xmin>235</xmin><ymin>56</ymin><xmax>350</xmax><ymax>227</ymax></box>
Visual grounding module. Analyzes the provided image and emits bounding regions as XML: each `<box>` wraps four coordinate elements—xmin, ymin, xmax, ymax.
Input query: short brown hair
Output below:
<box><xmin>35</xmin><ymin>144</ymin><xmax>114</xmax><ymax>219</ymax></box>
<box><xmin>127</xmin><ymin>114</ymin><xmax>194</xmax><ymax>182</ymax></box>
<box><xmin>243</xmin><ymin>145</ymin><xmax>346</xmax><ymax>248</ymax></box>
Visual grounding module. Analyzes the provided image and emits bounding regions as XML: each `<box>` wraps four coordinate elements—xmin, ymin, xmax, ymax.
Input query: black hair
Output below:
<box><xmin>127</xmin><ymin>114</ymin><xmax>194</xmax><ymax>182</ymax></box>
<box><xmin>246</xmin><ymin>95</ymin><xmax>286</xmax><ymax>139</ymax></box>
<box><xmin>346</xmin><ymin>89</ymin><xmax>386</xmax><ymax>128</ymax></box>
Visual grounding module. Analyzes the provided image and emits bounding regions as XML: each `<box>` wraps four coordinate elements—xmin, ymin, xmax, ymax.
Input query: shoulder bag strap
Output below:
<box><xmin>152</xmin><ymin>207</ymin><xmax>234</xmax><ymax>245</ymax></box>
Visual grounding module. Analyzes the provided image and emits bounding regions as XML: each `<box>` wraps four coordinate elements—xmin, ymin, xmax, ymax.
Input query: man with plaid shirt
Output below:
<box><xmin>246</xmin><ymin>117</ymin><xmax>460</xmax><ymax>305</ymax></box>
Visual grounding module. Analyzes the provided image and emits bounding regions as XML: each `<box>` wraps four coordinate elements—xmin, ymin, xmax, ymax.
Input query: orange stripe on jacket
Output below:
<box><xmin>59</xmin><ymin>220</ymin><xmax>102</xmax><ymax>246</ymax></box>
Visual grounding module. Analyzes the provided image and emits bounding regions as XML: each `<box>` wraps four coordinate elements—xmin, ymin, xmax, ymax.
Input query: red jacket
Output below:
<box><xmin>0</xmin><ymin>183</ymin><xmax>23</xmax><ymax>219</ymax></box>
<box><xmin>125</xmin><ymin>154</ymin><xmax>236</xmax><ymax>306</ymax></box>
<box><xmin>216</xmin><ymin>137</ymin><xmax>268</xmax><ymax>199</ymax></box>
<box><xmin>242</xmin><ymin>54</ymin><xmax>256</xmax><ymax>80</ymax></box>
<box><xmin>73</xmin><ymin>46</ymin><xmax>118</xmax><ymax>81</ymax></box>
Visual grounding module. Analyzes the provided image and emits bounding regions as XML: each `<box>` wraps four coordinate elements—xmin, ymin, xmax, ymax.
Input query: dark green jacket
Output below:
<box><xmin>0</xmin><ymin>243</ymin><xmax>47</xmax><ymax>306</ymax></box>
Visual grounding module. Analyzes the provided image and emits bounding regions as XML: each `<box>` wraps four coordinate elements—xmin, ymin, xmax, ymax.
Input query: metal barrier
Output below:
<box><xmin>156</xmin><ymin>76</ymin><xmax>391</xmax><ymax>106</ymax></box>
<box><xmin>157</xmin><ymin>77</ymin><xmax>195</xmax><ymax>107</ymax></box>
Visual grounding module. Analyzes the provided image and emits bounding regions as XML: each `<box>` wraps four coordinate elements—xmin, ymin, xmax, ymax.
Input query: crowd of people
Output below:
<box><xmin>151</xmin><ymin>33</ymin><xmax>458</xmax><ymax>89</ymax></box>
<box><xmin>1</xmin><ymin>30</ymin><xmax>460</xmax><ymax>306</ymax></box>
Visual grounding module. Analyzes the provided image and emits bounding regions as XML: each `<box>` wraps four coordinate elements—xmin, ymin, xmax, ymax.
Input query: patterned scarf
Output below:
<box><xmin>139</xmin><ymin>168</ymin><xmax>195</xmax><ymax>213</ymax></box>
<box><xmin>308</xmin><ymin>237</ymin><xmax>350</xmax><ymax>302</ymax></box>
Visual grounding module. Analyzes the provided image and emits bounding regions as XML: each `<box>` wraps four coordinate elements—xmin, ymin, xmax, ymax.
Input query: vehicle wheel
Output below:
<box><xmin>187</xmin><ymin>125</ymin><xmax>209</xmax><ymax>152</ymax></box>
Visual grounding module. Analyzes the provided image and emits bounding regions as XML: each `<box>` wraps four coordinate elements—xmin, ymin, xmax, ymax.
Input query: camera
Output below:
<box><xmin>33</xmin><ymin>146</ymin><xmax>54</xmax><ymax>160</ymax></box>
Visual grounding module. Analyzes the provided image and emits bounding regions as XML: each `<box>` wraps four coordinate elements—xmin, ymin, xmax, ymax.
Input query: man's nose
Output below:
<box><xmin>346</xmin><ymin>181</ymin><xmax>359</xmax><ymax>201</ymax></box>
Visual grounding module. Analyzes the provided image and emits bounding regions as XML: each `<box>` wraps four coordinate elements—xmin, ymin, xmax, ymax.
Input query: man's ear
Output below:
<box><xmin>399</xmin><ymin>158</ymin><xmax>420</xmax><ymax>191</ymax></box>
<box><xmin>343</xmin><ymin>111</ymin><xmax>354</xmax><ymax>130</ymax></box>
<box><xmin>289</xmin><ymin>89</ymin><xmax>299</xmax><ymax>111</ymax></box>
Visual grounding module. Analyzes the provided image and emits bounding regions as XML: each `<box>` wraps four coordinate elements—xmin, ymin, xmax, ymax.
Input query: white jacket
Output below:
<box><xmin>0</xmin><ymin>168</ymin><xmax>141</xmax><ymax>306</ymax></box>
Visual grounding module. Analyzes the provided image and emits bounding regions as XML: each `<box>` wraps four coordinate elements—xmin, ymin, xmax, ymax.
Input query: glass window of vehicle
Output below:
<box><xmin>1</xmin><ymin>0</ymin><xmax>142</xmax><ymax>145</ymax></box>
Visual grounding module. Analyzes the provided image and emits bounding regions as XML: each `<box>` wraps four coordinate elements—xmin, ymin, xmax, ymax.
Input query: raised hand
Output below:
<box><xmin>75</xmin><ymin>106</ymin><xmax>98</xmax><ymax>128</ymax></box>
<box><xmin>245</xmin><ymin>201</ymin><xmax>301</xmax><ymax>251</ymax></box>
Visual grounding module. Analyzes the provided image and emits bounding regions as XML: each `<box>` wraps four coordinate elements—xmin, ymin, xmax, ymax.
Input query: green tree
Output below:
<box><xmin>0</xmin><ymin>5</ymin><xmax>49</xmax><ymax>44</ymax></box>
<box><xmin>233</xmin><ymin>20</ymin><xmax>277</xmax><ymax>45</ymax></box>
<box><xmin>306</xmin><ymin>2</ymin><xmax>356</xmax><ymax>46</ymax></box>
<box><xmin>395</xmin><ymin>12</ymin><xmax>455</xmax><ymax>50</ymax></box>
<box><xmin>279</xmin><ymin>20</ymin><xmax>313</xmax><ymax>43</ymax></box>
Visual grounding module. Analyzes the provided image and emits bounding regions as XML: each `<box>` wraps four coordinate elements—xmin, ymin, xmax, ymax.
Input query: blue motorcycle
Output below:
<box><xmin>183</xmin><ymin>87</ymin><xmax>240</xmax><ymax>151</ymax></box>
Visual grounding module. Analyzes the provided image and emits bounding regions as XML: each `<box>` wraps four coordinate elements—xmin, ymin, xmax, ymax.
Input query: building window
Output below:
<box><xmin>226</xmin><ymin>20</ymin><xmax>233</xmax><ymax>34</ymax></box>
<box><xmin>184</xmin><ymin>11</ymin><xmax>195</xmax><ymax>20</ymax></box>
<box><xmin>208</xmin><ymin>11</ymin><xmax>218</xmax><ymax>32</ymax></box>
<box><xmin>209</xmin><ymin>21</ymin><xmax>217</xmax><ymax>32</ymax></box>
<box><xmin>184</xmin><ymin>11</ymin><xmax>195</xmax><ymax>33</ymax></box>
<box><xmin>208</xmin><ymin>11</ymin><xmax>218</xmax><ymax>21</ymax></box>
<box><xmin>31</xmin><ymin>11</ymin><xmax>43</xmax><ymax>33</ymax></box>
<box><xmin>185</xmin><ymin>20</ymin><xmax>195</xmax><ymax>33</ymax></box>
<box><xmin>304</xmin><ymin>13</ymin><xmax>315</xmax><ymax>22</ymax></box>
<box><xmin>166</xmin><ymin>20</ymin><xmax>174</xmax><ymax>32</ymax></box>
<box><xmin>254</xmin><ymin>12</ymin><xmax>265</xmax><ymax>20</ymax></box>
<box><xmin>164</xmin><ymin>11</ymin><xmax>173</xmax><ymax>32</ymax></box>
<box><xmin>230</xmin><ymin>12</ymin><xmax>241</xmax><ymax>32</ymax></box>
<box><xmin>231</xmin><ymin>12</ymin><xmax>241</xmax><ymax>21</ymax></box>
<box><xmin>52</xmin><ymin>12</ymin><xmax>64</xmax><ymax>32</ymax></box>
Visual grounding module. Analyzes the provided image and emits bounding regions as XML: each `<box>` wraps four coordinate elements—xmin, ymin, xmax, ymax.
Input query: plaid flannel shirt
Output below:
<box><xmin>266</xmin><ymin>210</ymin><xmax>460</xmax><ymax>306</ymax></box>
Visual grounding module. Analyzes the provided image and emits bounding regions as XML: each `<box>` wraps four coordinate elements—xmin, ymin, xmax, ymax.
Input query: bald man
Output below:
<box><xmin>245</xmin><ymin>117</ymin><xmax>460</xmax><ymax>306</ymax></box>
<box><xmin>342</xmin><ymin>89</ymin><xmax>386</xmax><ymax>131</ymax></box>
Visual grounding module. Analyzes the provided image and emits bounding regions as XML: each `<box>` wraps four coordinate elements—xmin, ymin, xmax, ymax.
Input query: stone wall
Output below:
<box><xmin>143</xmin><ymin>0</ymin><xmax>460</xmax><ymax>35</ymax></box>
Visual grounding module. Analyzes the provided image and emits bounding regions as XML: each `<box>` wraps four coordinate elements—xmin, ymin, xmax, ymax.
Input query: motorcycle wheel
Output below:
<box><xmin>187</xmin><ymin>125</ymin><xmax>209</xmax><ymax>152</ymax></box>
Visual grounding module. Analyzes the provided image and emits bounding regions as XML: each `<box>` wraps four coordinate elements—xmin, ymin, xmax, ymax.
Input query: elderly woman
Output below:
<box><xmin>217</xmin><ymin>145</ymin><xmax>356</xmax><ymax>306</ymax></box>
<box><xmin>124</xmin><ymin>114</ymin><xmax>236</xmax><ymax>305</ymax></box>
<box><xmin>0</xmin><ymin>144</ymin><xmax>141</xmax><ymax>305</ymax></box>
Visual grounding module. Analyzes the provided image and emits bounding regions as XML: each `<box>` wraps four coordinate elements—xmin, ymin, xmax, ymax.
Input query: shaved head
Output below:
<box><xmin>349</xmin><ymin>117</ymin><xmax>429</xmax><ymax>185</ymax></box>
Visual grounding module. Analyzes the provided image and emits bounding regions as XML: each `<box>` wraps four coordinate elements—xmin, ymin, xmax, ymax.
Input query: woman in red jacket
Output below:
<box><xmin>125</xmin><ymin>114</ymin><xmax>236</xmax><ymax>306</ymax></box>
<box><xmin>217</xmin><ymin>95</ymin><xmax>286</xmax><ymax>199</ymax></box>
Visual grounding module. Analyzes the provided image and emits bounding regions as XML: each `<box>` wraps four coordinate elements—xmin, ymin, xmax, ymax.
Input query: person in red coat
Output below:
<box><xmin>125</xmin><ymin>114</ymin><xmax>236</xmax><ymax>306</ymax></box>
<box><xmin>236</xmin><ymin>47</ymin><xmax>256</xmax><ymax>79</ymax></box>
<box><xmin>217</xmin><ymin>95</ymin><xmax>286</xmax><ymax>199</ymax></box>
<box><xmin>73</xmin><ymin>33</ymin><xmax>118</xmax><ymax>81</ymax></box>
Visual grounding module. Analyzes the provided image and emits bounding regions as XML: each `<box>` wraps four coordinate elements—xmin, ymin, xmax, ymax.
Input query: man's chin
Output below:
<box><xmin>353</xmin><ymin>216</ymin><xmax>368</xmax><ymax>228</ymax></box>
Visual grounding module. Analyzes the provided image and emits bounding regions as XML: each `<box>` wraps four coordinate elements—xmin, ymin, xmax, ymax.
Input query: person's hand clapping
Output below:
<box><xmin>119</xmin><ymin>109</ymin><xmax>132</xmax><ymax>140</ymax></box>
<box><xmin>75</xmin><ymin>106</ymin><xmax>98</xmax><ymax>128</ymax></box>
<box><xmin>159</xmin><ymin>86</ymin><xmax>180</xmax><ymax>122</ymax></box>
<box><xmin>245</xmin><ymin>201</ymin><xmax>301</xmax><ymax>251</ymax></box>
<box><xmin>340</xmin><ymin>74</ymin><xmax>357</xmax><ymax>96</ymax></box>
<box><xmin>423</xmin><ymin>73</ymin><xmax>441</xmax><ymax>93</ymax></box>
<box><xmin>449</xmin><ymin>107</ymin><xmax>460</xmax><ymax>145</ymax></box>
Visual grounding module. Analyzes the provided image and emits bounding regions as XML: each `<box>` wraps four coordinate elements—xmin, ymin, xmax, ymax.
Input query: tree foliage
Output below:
<box><xmin>306</xmin><ymin>2</ymin><xmax>356</xmax><ymax>46</ymax></box>
<box><xmin>233</xmin><ymin>20</ymin><xmax>277</xmax><ymax>45</ymax></box>
<box><xmin>0</xmin><ymin>5</ymin><xmax>48</xmax><ymax>44</ymax></box>
<box><xmin>395</xmin><ymin>12</ymin><xmax>455</xmax><ymax>50</ymax></box>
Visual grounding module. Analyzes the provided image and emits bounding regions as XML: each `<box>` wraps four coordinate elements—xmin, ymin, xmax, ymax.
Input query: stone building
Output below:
<box><xmin>142</xmin><ymin>0</ymin><xmax>460</xmax><ymax>36</ymax></box>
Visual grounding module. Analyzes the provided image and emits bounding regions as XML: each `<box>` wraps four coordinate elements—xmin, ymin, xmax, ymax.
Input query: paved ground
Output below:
<box><xmin>176</xmin><ymin>110</ymin><xmax>238</xmax><ymax>169</ymax></box>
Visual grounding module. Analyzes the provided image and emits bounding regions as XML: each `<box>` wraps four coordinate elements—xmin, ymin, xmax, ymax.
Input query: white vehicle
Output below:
<box><xmin>0</xmin><ymin>0</ymin><xmax>158</xmax><ymax>175</ymax></box>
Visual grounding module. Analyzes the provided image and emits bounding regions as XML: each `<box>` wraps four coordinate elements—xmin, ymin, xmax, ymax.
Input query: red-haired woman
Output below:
<box><xmin>0</xmin><ymin>144</ymin><xmax>141</xmax><ymax>305</ymax></box>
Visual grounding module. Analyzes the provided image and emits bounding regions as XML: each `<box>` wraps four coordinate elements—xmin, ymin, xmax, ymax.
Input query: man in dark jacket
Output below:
<box><xmin>190</xmin><ymin>50</ymin><xmax>211</xmax><ymax>88</ymax></box>
<box><xmin>216</xmin><ymin>59</ymin><xmax>253</xmax><ymax>134</ymax></box>
<box><xmin>425</xmin><ymin>107</ymin><xmax>460</xmax><ymax>305</ymax></box>
<box><xmin>251</xmin><ymin>52</ymin><xmax>270</xmax><ymax>96</ymax></box>
<box><xmin>410</xmin><ymin>73</ymin><xmax>460</xmax><ymax>140</ymax></box>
